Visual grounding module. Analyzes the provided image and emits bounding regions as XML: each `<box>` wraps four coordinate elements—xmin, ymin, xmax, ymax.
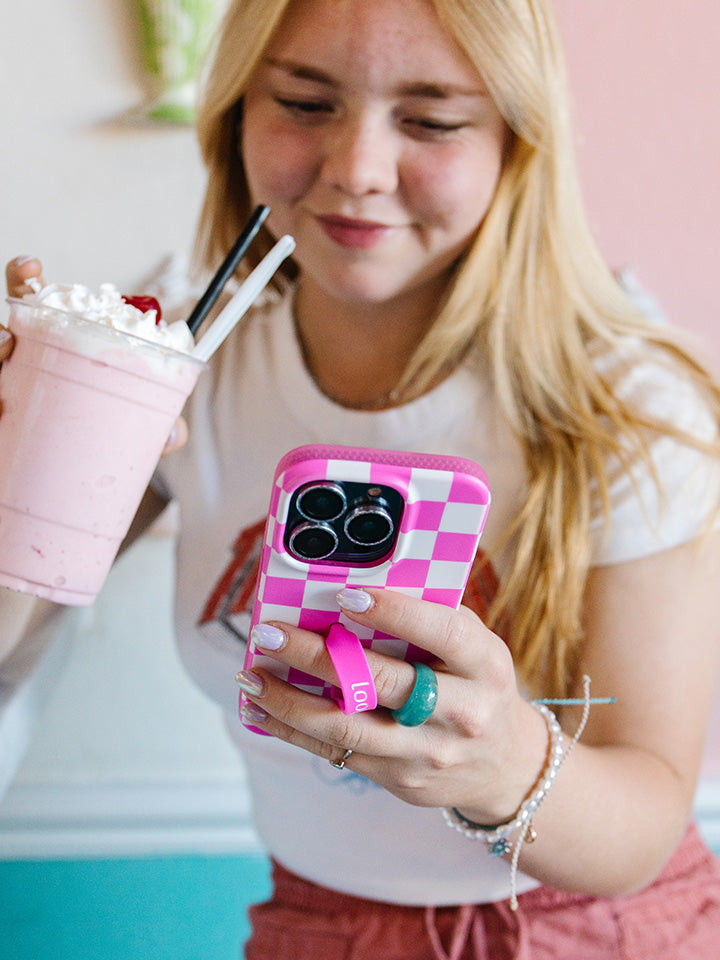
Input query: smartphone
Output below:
<box><xmin>243</xmin><ymin>444</ymin><xmax>491</xmax><ymax>711</ymax></box>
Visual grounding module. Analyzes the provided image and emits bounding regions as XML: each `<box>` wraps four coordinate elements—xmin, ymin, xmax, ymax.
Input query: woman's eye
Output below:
<box><xmin>404</xmin><ymin>117</ymin><xmax>466</xmax><ymax>138</ymax></box>
<box><xmin>275</xmin><ymin>97</ymin><xmax>333</xmax><ymax>119</ymax></box>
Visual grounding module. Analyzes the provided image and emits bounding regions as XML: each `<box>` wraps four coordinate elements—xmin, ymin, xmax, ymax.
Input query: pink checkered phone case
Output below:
<box><xmin>244</xmin><ymin>444</ymin><xmax>491</xmax><ymax>704</ymax></box>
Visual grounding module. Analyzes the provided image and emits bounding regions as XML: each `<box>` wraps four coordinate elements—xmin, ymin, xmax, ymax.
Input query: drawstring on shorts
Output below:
<box><xmin>424</xmin><ymin>900</ymin><xmax>530</xmax><ymax>960</ymax></box>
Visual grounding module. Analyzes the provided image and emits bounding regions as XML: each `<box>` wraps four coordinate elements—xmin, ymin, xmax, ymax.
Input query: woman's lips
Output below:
<box><xmin>316</xmin><ymin>215</ymin><xmax>395</xmax><ymax>249</ymax></box>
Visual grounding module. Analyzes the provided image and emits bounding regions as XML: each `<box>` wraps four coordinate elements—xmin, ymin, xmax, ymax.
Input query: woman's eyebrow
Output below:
<box><xmin>265</xmin><ymin>58</ymin><xmax>339</xmax><ymax>86</ymax></box>
<box><xmin>264</xmin><ymin>58</ymin><xmax>489</xmax><ymax>100</ymax></box>
<box><xmin>398</xmin><ymin>81</ymin><xmax>490</xmax><ymax>100</ymax></box>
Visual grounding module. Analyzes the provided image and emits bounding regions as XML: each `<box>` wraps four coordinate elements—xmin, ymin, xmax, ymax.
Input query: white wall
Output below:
<box><xmin>0</xmin><ymin>0</ymin><xmax>252</xmax><ymax>855</ymax></box>
<box><xmin>0</xmin><ymin>0</ymin><xmax>206</xmax><ymax>290</ymax></box>
<box><xmin>0</xmin><ymin>528</ymin><xmax>256</xmax><ymax>858</ymax></box>
<box><xmin>1</xmin><ymin>0</ymin><xmax>719</xmax><ymax>857</ymax></box>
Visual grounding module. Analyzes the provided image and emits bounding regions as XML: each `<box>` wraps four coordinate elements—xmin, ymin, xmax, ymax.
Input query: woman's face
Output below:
<box><xmin>241</xmin><ymin>0</ymin><xmax>507</xmax><ymax>308</ymax></box>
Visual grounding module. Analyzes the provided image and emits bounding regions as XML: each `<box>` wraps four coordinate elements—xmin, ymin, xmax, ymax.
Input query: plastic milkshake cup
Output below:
<box><xmin>0</xmin><ymin>297</ymin><xmax>205</xmax><ymax>605</ymax></box>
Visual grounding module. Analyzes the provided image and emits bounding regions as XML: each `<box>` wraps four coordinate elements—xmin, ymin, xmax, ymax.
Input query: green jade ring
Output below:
<box><xmin>391</xmin><ymin>662</ymin><xmax>439</xmax><ymax>727</ymax></box>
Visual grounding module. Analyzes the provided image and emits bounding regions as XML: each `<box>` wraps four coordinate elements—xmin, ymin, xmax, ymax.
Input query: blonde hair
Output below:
<box><xmin>195</xmin><ymin>0</ymin><xmax>720</xmax><ymax>696</ymax></box>
<box><xmin>194</xmin><ymin>0</ymin><xmax>294</xmax><ymax>282</ymax></box>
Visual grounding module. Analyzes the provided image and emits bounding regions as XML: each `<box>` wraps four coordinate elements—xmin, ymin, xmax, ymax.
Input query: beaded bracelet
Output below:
<box><xmin>442</xmin><ymin>703</ymin><xmax>564</xmax><ymax>856</ymax></box>
<box><xmin>442</xmin><ymin>675</ymin><xmax>595</xmax><ymax>910</ymax></box>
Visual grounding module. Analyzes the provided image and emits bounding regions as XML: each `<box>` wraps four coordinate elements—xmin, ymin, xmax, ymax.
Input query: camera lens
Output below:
<box><xmin>344</xmin><ymin>504</ymin><xmax>394</xmax><ymax>547</ymax></box>
<box><xmin>296</xmin><ymin>482</ymin><xmax>347</xmax><ymax>522</ymax></box>
<box><xmin>289</xmin><ymin>521</ymin><xmax>339</xmax><ymax>560</ymax></box>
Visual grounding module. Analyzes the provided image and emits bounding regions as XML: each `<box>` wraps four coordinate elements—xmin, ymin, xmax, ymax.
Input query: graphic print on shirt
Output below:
<box><xmin>198</xmin><ymin>516</ymin><xmax>502</xmax><ymax>646</ymax></box>
<box><xmin>199</xmin><ymin>517</ymin><xmax>267</xmax><ymax>644</ymax></box>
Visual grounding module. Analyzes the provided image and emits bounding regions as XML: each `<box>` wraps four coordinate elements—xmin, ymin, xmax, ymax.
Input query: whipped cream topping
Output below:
<box><xmin>22</xmin><ymin>280</ymin><xmax>195</xmax><ymax>354</ymax></box>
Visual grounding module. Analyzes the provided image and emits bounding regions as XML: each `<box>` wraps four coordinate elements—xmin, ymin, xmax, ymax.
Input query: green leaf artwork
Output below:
<box><xmin>136</xmin><ymin>0</ymin><xmax>224</xmax><ymax>124</ymax></box>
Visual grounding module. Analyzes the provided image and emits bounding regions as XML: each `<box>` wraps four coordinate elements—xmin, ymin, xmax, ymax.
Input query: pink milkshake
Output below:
<box><xmin>0</xmin><ymin>287</ymin><xmax>205</xmax><ymax>605</ymax></box>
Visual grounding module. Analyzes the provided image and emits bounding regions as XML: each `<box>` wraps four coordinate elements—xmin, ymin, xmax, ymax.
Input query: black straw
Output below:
<box><xmin>186</xmin><ymin>205</ymin><xmax>270</xmax><ymax>335</ymax></box>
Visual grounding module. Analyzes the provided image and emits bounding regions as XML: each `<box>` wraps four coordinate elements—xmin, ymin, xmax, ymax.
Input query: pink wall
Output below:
<box><xmin>554</xmin><ymin>1</ymin><xmax>719</xmax><ymax>363</ymax></box>
<box><xmin>554</xmin><ymin>4</ymin><xmax>720</xmax><ymax>777</ymax></box>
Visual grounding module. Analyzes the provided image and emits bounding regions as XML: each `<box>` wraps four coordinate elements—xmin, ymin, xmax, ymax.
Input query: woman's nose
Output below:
<box><xmin>321</xmin><ymin>114</ymin><xmax>399</xmax><ymax>197</ymax></box>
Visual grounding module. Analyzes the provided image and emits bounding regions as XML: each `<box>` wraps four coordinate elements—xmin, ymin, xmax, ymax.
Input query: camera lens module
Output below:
<box><xmin>289</xmin><ymin>521</ymin><xmax>339</xmax><ymax>561</ymax></box>
<box><xmin>344</xmin><ymin>503</ymin><xmax>394</xmax><ymax>547</ymax></box>
<box><xmin>285</xmin><ymin>479</ymin><xmax>404</xmax><ymax>564</ymax></box>
<box><xmin>296</xmin><ymin>482</ymin><xmax>347</xmax><ymax>522</ymax></box>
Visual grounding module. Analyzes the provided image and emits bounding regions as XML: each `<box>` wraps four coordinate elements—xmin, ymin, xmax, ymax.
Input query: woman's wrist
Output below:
<box><xmin>452</xmin><ymin>695</ymin><xmax>550</xmax><ymax>827</ymax></box>
<box><xmin>448</xmin><ymin>701</ymin><xmax>561</xmax><ymax>838</ymax></box>
<box><xmin>443</xmin><ymin>678</ymin><xmax>594</xmax><ymax>911</ymax></box>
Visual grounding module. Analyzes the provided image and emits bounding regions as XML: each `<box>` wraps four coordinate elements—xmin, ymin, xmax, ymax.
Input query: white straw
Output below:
<box><xmin>192</xmin><ymin>234</ymin><xmax>296</xmax><ymax>362</ymax></box>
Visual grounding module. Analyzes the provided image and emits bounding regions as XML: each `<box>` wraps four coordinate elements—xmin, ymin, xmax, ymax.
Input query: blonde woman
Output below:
<box><xmin>5</xmin><ymin>0</ymin><xmax>720</xmax><ymax>956</ymax></box>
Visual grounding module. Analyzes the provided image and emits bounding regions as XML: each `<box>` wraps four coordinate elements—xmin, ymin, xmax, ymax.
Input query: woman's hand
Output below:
<box><xmin>2</xmin><ymin>256</ymin><xmax>44</xmax><ymax>362</ymax></box>
<box><xmin>6</xmin><ymin>255</ymin><xmax>44</xmax><ymax>299</ymax></box>
<box><xmin>0</xmin><ymin>327</ymin><xmax>12</xmax><ymax>363</ymax></box>
<box><xmin>238</xmin><ymin>588</ymin><xmax>548</xmax><ymax>822</ymax></box>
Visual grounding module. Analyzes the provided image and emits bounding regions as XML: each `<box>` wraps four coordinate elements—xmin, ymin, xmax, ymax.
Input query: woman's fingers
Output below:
<box><xmin>5</xmin><ymin>256</ymin><xmax>44</xmax><ymax>298</ymax></box>
<box><xmin>239</xmin><ymin>657</ymin><xmax>419</xmax><ymax>762</ymax></box>
<box><xmin>247</xmin><ymin>587</ymin><xmax>506</xmax><ymax>723</ymax></box>
<box><xmin>240</xmin><ymin>588</ymin><xmax>515</xmax><ymax>775</ymax></box>
<box><xmin>0</xmin><ymin>328</ymin><xmax>13</xmax><ymax>362</ymax></box>
<box><xmin>2</xmin><ymin>257</ymin><xmax>44</xmax><ymax>365</ymax></box>
<box><xmin>162</xmin><ymin>416</ymin><xmax>188</xmax><ymax>454</ymax></box>
<box><xmin>242</xmin><ymin>617</ymin><xmax>438</xmax><ymax>762</ymax></box>
<box><xmin>248</xmin><ymin>620</ymin><xmax>420</xmax><ymax>713</ymax></box>
<box><xmin>336</xmin><ymin>587</ymin><xmax>501</xmax><ymax>679</ymax></box>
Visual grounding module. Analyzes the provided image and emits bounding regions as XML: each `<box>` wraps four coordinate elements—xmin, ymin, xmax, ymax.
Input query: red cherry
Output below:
<box><xmin>122</xmin><ymin>294</ymin><xmax>162</xmax><ymax>324</ymax></box>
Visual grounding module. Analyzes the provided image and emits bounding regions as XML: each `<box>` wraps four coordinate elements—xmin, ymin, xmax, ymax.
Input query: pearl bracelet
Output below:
<box><xmin>442</xmin><ymin>703</ymin><xmax>564</xmax><ymax>856</ymax></box>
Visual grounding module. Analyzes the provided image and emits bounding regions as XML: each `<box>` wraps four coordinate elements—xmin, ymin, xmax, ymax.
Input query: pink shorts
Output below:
<box><xmin>245</xmin><ymin>823</ymin><xmax>720</xmax><ymax>960</ymax></box>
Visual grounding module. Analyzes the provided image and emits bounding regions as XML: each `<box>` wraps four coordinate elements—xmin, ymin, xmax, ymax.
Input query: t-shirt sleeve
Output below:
<box><xmin>590</xmin><ymin>350</ymin><xmax>720</xmax><ymax>565</ymax></box>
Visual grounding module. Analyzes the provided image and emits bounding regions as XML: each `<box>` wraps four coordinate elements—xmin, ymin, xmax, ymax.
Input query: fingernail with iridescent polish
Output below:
<box><xmin>235</xmin><ymin>670</ymin><xmax>265</xmax><ymax>697</ymax></box>
<box><xmin>251</xmin><ymin>623</ymin><xmax>287</xmax><ymax>651</ymax></box>
<box><xmin>241</xmin><ymin>701</ymin><xmax>269</xmax><ymax>725</ymax></box>
<box><xmin>336</xmin><ymin>588</ymin><xmax>375</xmax><ymax>614</ymax></box>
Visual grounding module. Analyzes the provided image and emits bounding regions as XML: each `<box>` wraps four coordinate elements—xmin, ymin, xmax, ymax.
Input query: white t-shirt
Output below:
<box><xmin>159</xmin><ymin>284</ymin><xmax>720</xmax><ymax>905</ymax></box>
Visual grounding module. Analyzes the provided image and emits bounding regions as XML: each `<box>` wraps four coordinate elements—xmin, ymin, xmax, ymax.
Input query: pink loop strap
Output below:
<box><xmin>325</xmin><ymin>622</ymin><xmax>378</xmax><ymax>715</ymax></box>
